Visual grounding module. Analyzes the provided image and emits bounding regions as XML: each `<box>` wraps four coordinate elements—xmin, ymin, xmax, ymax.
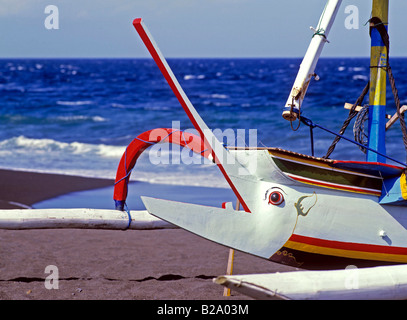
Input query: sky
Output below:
<box><xmin>0</xmin><ymin>0</ymin><xmax>406</xmax><ymax>58</ymax></box>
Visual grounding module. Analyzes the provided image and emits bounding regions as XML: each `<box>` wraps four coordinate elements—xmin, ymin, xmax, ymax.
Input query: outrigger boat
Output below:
<box><xmin>2</xmin><ymin>0</ymin><xmax>407</xmax><ymax>299</ymax></box>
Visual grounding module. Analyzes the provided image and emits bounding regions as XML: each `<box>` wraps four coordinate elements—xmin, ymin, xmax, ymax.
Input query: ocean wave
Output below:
<box><xmin>0</xmin><ymin>136</ymin><xmax>228</xmax><ymax>188</ymax></box>
<box><xmin>111</xmin><ymin>103</ymin><xmax>126</xmax><ymax>108</ymax></box>
<box><xmin>338</xmin><ymin>66</ymin><xmax>366</xmax><ymax>73</ymax></box>
<box><xmin>199</xmin><ymin>93</ymin><xmax>229</xmax><ymax>99</ymax></box>
<box><xmin>0</xmin><ymin>136</ymin><xmax>218</xmax><ymax>163</ymax></box>
<box><xmin>110</xmin><ymin>103</ymin><xmax>140</xmax><ymax>109</ymax></box>
<box><xmin>183</xmin><ymin>74</ymin><xmax>205</xmax><ymax>80</ymax></box>
<box><xmin>56</xmin><ymin>101</ymin><xmax>93</xmax><ymax>106</ymax></box>
<box><xmin>143</xmin><ymin>105</ymin><xmax>171</xmax><ymax>111</ymax></box>
<box><xmin>0</xmin><ymin>136</ymin><xmax>124</xmax><ymax>158</ymax></box>
<box><xmin>0</xmin><ymin>114</ymin><xmax>107</xmax><ymax>124</ymax></box>
<box><xmin>352</xmin><ymin>74</ymin><xmax>368</xmax><ymax>81</ymax></box>
<box><xmin>350</xmin><ymin>67</ymin><xmax>366</xmax><ymax>72</ymax></box>
<box><xmin>55</xmin><ymin>115</ymin><xmax>107</xmax><ymax>122</ymax></box>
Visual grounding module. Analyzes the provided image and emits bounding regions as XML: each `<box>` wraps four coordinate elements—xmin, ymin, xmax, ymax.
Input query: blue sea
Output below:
<box><xmin>1</xmin><ymin>58</ymin><xmax>406</xmax><ymax>208</ymax></box>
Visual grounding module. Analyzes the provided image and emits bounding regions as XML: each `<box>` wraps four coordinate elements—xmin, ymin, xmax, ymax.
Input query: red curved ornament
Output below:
<box><xmin>113</xmin><ymin>128</ymin><xmax>211</xmax><ymax>210</ymax></box>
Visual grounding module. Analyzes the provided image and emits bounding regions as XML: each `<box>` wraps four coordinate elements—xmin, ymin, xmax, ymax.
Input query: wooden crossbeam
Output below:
<box><xmin>386</xmin><ymin>105</ymin><xmax>407</xmax><ymax>130</ymax></box>
<box><xmin>343</xmin><ymin>103</ymin><xmax>407</xmax><ymax>130</ymax></box>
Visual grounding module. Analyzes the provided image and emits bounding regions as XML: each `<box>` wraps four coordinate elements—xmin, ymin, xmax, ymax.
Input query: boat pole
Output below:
<box><xmin>282</xmin><ymin>0</ymin><xmax>342</xmax><ymax>121</ymax></box>
<box><xmin>223</xmin><ymin>199</ymin><xmax>240</xmax><ymax>297</ymax></box>
<box><xmin>367</xmin><ymin>0</ymin><xmax>388</xmax><ymax>163</ymax></box>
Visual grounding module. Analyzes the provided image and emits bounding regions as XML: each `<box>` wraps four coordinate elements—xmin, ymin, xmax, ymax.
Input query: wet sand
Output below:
<box><xmin>0</xmin><ymin>169</ymin><xmax>296</xmax><ymax>300</ymax></box>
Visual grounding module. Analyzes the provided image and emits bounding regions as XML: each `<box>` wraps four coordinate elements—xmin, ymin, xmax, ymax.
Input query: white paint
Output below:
<box><xmin>0</xmin><ymin>208</ymin><xmax>175</xmax><ymax>230</ymax></box>
<box><xmin>215</xmin><ymin>264</ymin><xmax>407</xmax><ymax>300</ymax></box>
<box><xmin>283</xmin><ymin>0</ymin><xmax>342</xmax><ymax>119</ymax></box>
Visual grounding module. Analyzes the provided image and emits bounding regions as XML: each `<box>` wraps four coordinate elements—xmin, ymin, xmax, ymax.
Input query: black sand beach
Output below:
<box><xmin>0</xmin><ymin>169</ymin><xmax>296</xmax><ymax>300</ymax></box>
<box><xmin>0</xmin><ymin>169</ymin><xmax>114</xmax><ymax>209</ymax></box>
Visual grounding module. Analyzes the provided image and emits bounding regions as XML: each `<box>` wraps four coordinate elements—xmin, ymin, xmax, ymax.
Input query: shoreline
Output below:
<box><xmin>0</xmin><ymin>168</ymin><xmax>114</xmax><ymax>209</ymax></box>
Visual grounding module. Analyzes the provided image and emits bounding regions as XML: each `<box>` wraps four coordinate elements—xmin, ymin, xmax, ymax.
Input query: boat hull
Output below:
<box><xmin>272</xmin><ymin>239</ymin><xmax>406</xmax><ymax>270</ymax></box>
<box><xmin>230</xmin><ymin>148</ymin><xmax>407</xmax><ymax>270</ymax></box>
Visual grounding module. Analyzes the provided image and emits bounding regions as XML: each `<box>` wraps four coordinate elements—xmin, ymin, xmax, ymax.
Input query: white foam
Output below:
<box><xmin>183</xmin><ymin>74</ymin><xmax>205</xmax><ymax>80</ymax></box>
<box><xmin>0</xmin><ymin>136</ymin><xmax>124</xmax><ymax>158</ymax></box>
<box><xmin>55</xmin><ymin>115</ymin><xmax>108</xmax><ymax>122</ymax></box>
<box><xmin>0</xmin><ymin>136</ymin><xmax>229</xmax><ymax>188</ymax></box>
<box><xmin>352</xmin><ymin>74</ymin><xmax>368</xmax><ymax>81</ymax></box>
<box><xmin>350</xmin><ymin>67</ymin><xmax>365</xmax><ymax>72</ymax></box>
<box><xmin>199</xmin><ymin>93</ymin><xmax>229</xmax><ymax>99</ymax></box>
<box><xmin>56</xmin><ymin>101</ymin><xmax>93</xmax><ymax>106</ymax></box>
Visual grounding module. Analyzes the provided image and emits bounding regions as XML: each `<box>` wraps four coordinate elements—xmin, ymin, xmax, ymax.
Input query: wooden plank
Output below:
<box><xmin>386</xmin><ymin>105</ymin><xmax>407</xmax><ymax>130</ymax></box>
<box><xmin>223</xmin><ymin>199</ymin><xmax>240</xmax><ymax>297</ymax></box>
<box><xmin>344</xmin><ymin>103</ymin><xmax>391</xmax><ymax>119</ymax></box>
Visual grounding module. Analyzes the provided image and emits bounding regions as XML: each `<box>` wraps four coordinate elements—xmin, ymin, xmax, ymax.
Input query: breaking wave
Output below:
<box><xmin>0</xmin><ymin>136</ymin><xmax>228</xmax><ymax>188</ymax></box>
<box><xmin>0</xmin><ymin>136</ymin><xmax>124</xmax><ymax>158</ymax></box>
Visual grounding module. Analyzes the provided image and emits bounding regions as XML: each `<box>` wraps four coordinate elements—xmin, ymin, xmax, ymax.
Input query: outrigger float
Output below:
<box><xmin>2</xmin><ymin>0</ymin><xmax>407</xmax><ymax>299</ymax></box>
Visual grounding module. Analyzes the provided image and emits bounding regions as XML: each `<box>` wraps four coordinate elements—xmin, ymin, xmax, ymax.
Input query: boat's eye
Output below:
<box><xmin>269</xmin><ymin>191</ymin><xmax>284</xmax><ymax>206</ymax></box>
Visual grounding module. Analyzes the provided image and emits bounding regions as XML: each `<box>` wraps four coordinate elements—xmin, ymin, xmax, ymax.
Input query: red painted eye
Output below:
<box><xmin>269</xmin><ymin>191</ymin><xmax>284</xmax><ymax>205</ymax></box>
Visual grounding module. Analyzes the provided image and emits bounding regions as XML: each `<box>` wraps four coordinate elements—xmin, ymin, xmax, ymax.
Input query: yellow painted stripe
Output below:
<box><xmin>285</xmin><ymin>239</ymin><xmax>407</xmax><ymax>263</ymax></box>
<box><xmin>401</xmin><ymin>173</ymin><xmax>407</xmax><ymax>200</ymax></box>
<box><xmin>370</xmin><ymin>47</ymin><xmax>387</xmax><ymax>106</ymax></box>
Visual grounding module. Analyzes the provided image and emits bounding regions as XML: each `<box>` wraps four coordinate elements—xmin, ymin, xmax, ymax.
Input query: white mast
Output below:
<box><xmin>282</xmin><ymin>0</ymin><xmax>342</xmax><ymax>121</ymax></box>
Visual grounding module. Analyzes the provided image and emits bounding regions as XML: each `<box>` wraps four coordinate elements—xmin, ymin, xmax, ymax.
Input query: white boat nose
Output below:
<box><xmin>141</xmin><ymin>195</ymin><xmax>298</xmax><ymax>259</ymax></box>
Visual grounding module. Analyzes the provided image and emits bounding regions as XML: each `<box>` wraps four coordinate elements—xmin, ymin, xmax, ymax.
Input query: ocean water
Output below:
<box><xmin>1</xmin><ymin>58</ymin><xmax>407</xmax><ymax>197</ymax></box>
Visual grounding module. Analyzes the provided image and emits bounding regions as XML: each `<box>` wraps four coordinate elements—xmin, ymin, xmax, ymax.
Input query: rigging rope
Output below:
<box><xmin>388</xmin><ymin>65</ymin><xmax>407</xmax><ymax>149</ymax></box>
<box><xmin>323</xmin><ymin>82</ymin><xmax>369</xmax><ymax>159</ymax></box>
<box><xmin>369</xmin><ymin>16</ymin><xmax>407</xmax><ymax>151</ymax></box>
<box><xmin>300</xmin><ymin>115</ymin><xmax>407</xmax><ymax>167</ymax></box>
<box><xmin>323</xmin><ymin>16</ymin><xmax>407</xmax><ymax>159</ymax></box>
<box><xmin>353</xmin><ymin>104</ymin><xmax>370</xmax><ymax>153</ymax></box>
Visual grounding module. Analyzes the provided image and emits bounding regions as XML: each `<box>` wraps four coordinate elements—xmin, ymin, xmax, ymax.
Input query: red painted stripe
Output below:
<box><xmin>333</xmin><ymin>160</ymin><xmax>404</xmax><ymax>171</ymax></box>
<box><xmin>289</xmin><ymin>234</ymin><xmax>407</xmax><ymax>256</ymax></box>
<box><xmin>133</xmin><ymin>19</ymin><xmax>251</xmax><ymax>212</ymax></box>
<box><xmin>287</xmin><ymin>174</ymin><xmax>381</xmax><ymax>196</ymax></box>
<box><xmin>133</xmin><ymin>19</ymin><xmax>202</xmax><ymax>135</ymax></box>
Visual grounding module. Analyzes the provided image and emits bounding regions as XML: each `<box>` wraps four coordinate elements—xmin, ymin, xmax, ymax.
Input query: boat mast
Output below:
<box><xmin>282</xmin><ymin>0</ymin><xmax>342</xmax><ymax>122</ymax></box>
<box><xmin>367</xmin><ymin>0</ymin><xmax>388</xmax><ymax>163</ymax></box>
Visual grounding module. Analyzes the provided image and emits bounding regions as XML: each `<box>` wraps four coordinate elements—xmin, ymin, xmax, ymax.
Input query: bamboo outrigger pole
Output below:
<box><xmin>282</xmin><ymin>0</ymin><xmax>342</xmax><ymax>121</ymax></box>
<box><xmin>367</xmin><ymin>0</ymin><xmax>388</xmax><ymax>162</ymax></box>
<box><xmin>0</xmin><ymin>208</ymin><xmax>176</xmax><ymax>230</ymax></box>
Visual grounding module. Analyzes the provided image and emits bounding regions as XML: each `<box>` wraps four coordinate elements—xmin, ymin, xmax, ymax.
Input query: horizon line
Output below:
<box><xmin>3</xmin><ymin>55</ymin><xmax>407</xmax><ymax>60</ymax></box>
